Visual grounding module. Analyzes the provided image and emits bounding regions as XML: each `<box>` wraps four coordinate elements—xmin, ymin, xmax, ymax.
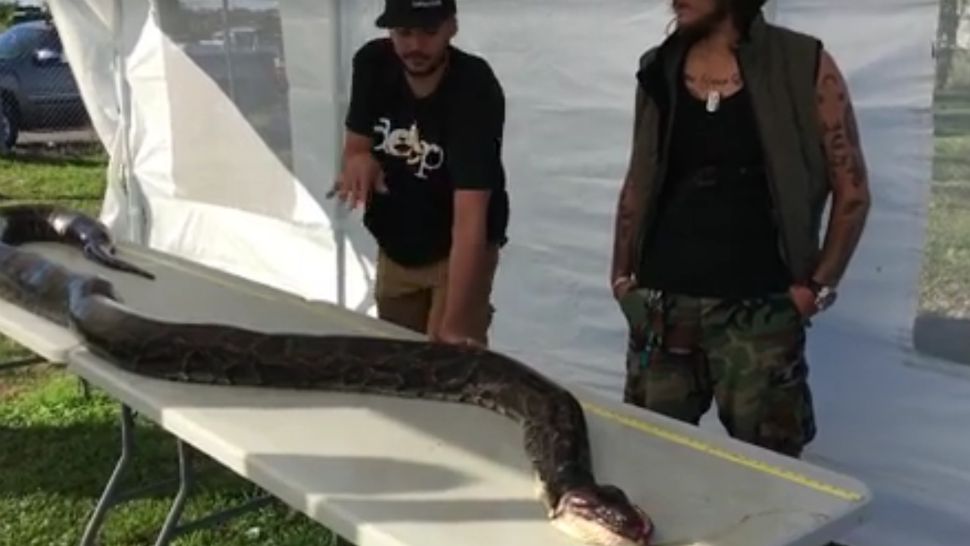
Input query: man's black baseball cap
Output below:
<box><xmin>375</xmin><ymin>0</ymin><xmax>457</xmax><ymax>29</ymax></box>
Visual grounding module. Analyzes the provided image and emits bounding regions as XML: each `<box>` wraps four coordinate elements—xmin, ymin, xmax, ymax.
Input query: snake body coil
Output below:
<box><xmin>0</xmin><ymin>203</ymin><xmax>653</xmax><ymax>546</ymax></box>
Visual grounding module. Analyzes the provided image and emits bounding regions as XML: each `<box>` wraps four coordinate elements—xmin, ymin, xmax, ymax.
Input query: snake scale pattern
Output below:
<box><xmin>0</xmin><ymin>203</ymin><xmax>653</xmax><ymax>546</ymax></box>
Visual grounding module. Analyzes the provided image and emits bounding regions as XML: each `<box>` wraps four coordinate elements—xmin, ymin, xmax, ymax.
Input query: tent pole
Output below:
<box><xmin>331</xmin><ymin>0</ymin><xmax>347</xmax><ymax>309</ymax></box>
<box><xmin>114</xmin><ymin>0</ymin><xmax>144</xmax><ymax>245</ymax></box>
<box><xmin>220</xmin><ymin>0</ymin><xmax>236</xmax><ymax>101</ymax></box>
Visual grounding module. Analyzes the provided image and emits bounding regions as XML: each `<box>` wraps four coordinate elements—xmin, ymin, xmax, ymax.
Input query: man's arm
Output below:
<box><xmin>343</xmin><ymin>131</ymin><xmax>372</xmax><ymax>163</ymax></box>
<box><xmin>610</xmin><ymin>86</ymin><xmax>651</xmax><ymax>298</ymax></box>
<box><xmin>437</xmin><ymin>68</ymin><xmax>506</xmax><ymax>343</ymax></box>
<box><xmin>439</xmin><ymin>189</ymin><xmax>491</xmax><ymax>339</ymax></box>
<box><xmin>812</xmin><ymin>49</ymin><xmax>871</xmax><ymax>287</ymax></box>
<box><xmin>611</xmin><ymin>174</ymin><xmax>645</xmax><ymax>294</ymax></box>
<box><xmin>334</xmin><ymin>43</ymin><xmax>384</xmax><ymax>208</ymax></box>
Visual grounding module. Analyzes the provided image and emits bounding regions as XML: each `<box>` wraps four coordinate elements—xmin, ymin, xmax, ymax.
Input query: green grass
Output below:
<box><xmin>0</xmin><ymin>142</ymin><xmax>108</xmax><ymax>214</ymax></box>
<box><xmin>0</xmin><ymin>367</ymin><xmax>342</xmax><ymax>546</ymax></box>
<box><xmin>919</xmin><ymin>89</ymin><xmax>970</xmax><ymax>321</ymax></box>
<box><xmin>0</xmin><ymin>142</ymin><xmax>346</xmax><ymax>545</ymax></box>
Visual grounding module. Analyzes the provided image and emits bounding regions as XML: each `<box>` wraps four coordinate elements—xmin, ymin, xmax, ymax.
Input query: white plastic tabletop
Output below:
<box><xmin>5</xmin><ymin>242</ymin><xmax>872</xmax><ymax>546</ymax></box>
<box><xmin>0</xmin><ymin>296</ymin><xmax>78</xmax><ymax>363</ymax></box>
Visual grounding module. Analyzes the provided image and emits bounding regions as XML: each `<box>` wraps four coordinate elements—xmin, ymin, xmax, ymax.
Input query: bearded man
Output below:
<box><xmin>610</xmin><ymin>0</ymin><xmax>871</xmax><ymax>458</ymax></box>
<box><xmin>335</xmin><ymin>0</ymin><xmax>509</xmax><ymax>348</ymax></box>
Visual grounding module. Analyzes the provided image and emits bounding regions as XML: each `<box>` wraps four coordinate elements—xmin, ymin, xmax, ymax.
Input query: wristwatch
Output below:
<box><xmin>806</xmin><ymin>279</ymin><xmax>838</xmax><ymax>311</ymax></box>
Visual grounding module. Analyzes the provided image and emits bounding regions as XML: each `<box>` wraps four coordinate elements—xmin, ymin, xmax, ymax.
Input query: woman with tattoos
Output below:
<box><xmin>610</xmin><ymin>0</ymin><xmax>870</xmax><ymax>458</ymax></box>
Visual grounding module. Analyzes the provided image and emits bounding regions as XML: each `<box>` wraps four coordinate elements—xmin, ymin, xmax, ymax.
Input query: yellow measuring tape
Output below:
<box><xmin>124</xmin><ymin>246</ymin><xmax>867</xmax><ymax>504</ymax></box>
<box><xmin>581</xmin><ymin>402</ymin><xmax>866</xmax><ymax>503</ymax></box>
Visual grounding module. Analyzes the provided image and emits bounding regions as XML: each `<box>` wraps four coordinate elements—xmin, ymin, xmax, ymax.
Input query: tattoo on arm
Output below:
<box><xmin>612</xmin><ymin>85</ymin><xmax>652</xmax><ymax>284</ymax></box>
<box><xmin>818</xmin><ymin>72</ymin><xmax>868</xmax><ymax>188</ymax></box>
<box><xmin>611</xmin><ymin>175</ymin><xmax>644</xmax><ymax>281</ymax></box>
<box><xmin>814</xmin><ymin>51</ymin><xmax>871</xmax><ymax>286</ymax></box>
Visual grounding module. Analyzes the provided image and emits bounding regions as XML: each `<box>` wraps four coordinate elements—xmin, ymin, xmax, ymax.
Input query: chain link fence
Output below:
<box><xmin>1</xmin><ymin>2</ymin><xmax>98</xmax><ymax>156</ymax></box>
<box><xmin>149</xmin><ymin>0</ymin><xmax>291</xmax><ymax>169</ymax></box>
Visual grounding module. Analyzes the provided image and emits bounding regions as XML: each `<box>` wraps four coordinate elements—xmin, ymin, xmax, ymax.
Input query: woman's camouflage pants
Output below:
<box><xmin>618</xmin><ymin>289</ymin><xmax>817</xmax><ymax>458</ymax></box>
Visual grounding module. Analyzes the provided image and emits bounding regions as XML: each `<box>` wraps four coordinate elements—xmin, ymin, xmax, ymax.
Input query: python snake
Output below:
<box><xmin>0</xmin><ymin>203</ymin><xmax>654</xmax><ymax>546</ymax></box>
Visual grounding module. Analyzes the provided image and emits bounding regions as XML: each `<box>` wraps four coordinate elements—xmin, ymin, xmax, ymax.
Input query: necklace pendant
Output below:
<box><xmin>706</xmin><ymin>90</ymin><xmax>721</xmax><ymax>113</ymax></box>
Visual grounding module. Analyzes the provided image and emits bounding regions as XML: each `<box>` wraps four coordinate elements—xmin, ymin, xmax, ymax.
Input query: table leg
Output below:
<box><xmin>153</xmin><ymin>439</ymin><xmax>194</xmax><ymax>545</ymax></box>
<box><xmin>78</xmin><ymin>377</ymin><xmax>91</xmax><ymax>398</ymax></box>
<box><xmin>0</xmin><ymin>355</ymin><xmax>90</xmax><ymax>398</ymax></box>
<box><xmin>154</xmin><ymin>439</ymin><xmax>273</xmax><ymax>546</ymax></box>
<box><xmin>78</xmin><ymin>402</ymin><xmax>274</xmax><ymax>546</ymax></box>
<box><xmin>79</xmin><ymin>404</ymin><xmax>135</xmax><ymax>546</ymax></box>
<box><xmin>0</xmin><ymin>355</ymin><xmax>43</xmax><ymax>371</ymax></box>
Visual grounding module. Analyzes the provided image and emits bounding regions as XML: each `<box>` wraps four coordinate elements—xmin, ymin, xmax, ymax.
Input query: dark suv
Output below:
<box><xmin>0</xmin><ymin>20</ymin><xmax>89</xmax><ymax>152</ymax></box>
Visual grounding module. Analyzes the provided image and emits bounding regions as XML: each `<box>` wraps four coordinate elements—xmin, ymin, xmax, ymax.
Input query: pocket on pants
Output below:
<box><xmin>618</xmin><ymin>290</ymin><xmax>649</xmax><ymax>330</ymax></box>
<box><xmin>775</xmin><ymin>292</ymin><xmax>812</xmax><ymax>329</ymax></box>
<box><xmin>623</xmin><ymin>341</ymin><xmax>655</xmax><ymax>407</ymax></box>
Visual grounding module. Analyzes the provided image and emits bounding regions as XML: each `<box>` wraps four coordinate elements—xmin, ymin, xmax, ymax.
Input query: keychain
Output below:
<box><xmin>638</xmin><ymin>289</ymin><xmax>665</xmax><ymax>369</ymax></box>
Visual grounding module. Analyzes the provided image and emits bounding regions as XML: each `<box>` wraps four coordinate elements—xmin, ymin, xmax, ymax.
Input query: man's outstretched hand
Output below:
<box><xmin>330</xmin><ymin>153</ymin><xmax>387</xmax><ymax>210</ymax></box>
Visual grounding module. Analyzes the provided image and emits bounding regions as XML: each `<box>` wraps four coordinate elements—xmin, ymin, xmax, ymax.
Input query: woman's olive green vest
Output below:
<box><xmin>629</xmin><ymin>14</ymin><xmax>829</xmax><ymax>284</ymax></box>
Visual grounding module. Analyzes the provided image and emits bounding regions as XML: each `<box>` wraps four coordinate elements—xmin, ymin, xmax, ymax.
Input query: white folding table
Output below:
<box><xmin>0</xmin><ymin>241</ymin><xmax>872</xmax><ymax>546</ymax></box>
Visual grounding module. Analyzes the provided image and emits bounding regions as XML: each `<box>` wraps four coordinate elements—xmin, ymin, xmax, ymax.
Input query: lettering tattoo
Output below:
<box><xmin>685</xmin><ymin>72</ymin><xmax>743</xmax><ymax>102</ymax></box>
<box><xmin>813</xmin><ymin>51</ymin><xmax>871</xmax><ymax>286</ymax></box>
<box><xmin>685</xmin><ymin>72</ymin><xmax>741</xmax><ymax>86</ymax></box>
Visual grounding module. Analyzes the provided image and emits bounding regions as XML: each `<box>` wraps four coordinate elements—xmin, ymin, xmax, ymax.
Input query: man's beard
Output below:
<box><xmin>402</xmin><ymin>52</ymin><xmax>447</xmax><ymax>78</ymax></box>
<box><xmin>677</xmin><ymin>1</ymin><xmax>730</xmax><ymax>41</ymax></box>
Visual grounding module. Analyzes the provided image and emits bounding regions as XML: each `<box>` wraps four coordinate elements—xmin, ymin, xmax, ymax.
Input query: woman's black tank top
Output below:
<box><xmin>638</xmin><ymin>73</ymin><xmax>791</xmax><ymax>298</ymax></box>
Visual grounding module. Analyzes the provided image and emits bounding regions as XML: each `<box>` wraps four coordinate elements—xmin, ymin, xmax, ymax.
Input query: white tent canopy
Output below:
<box><xmin>43</xmin><ymin>1</ymin><xmax>967</xmax><ymax>545</ymax></box>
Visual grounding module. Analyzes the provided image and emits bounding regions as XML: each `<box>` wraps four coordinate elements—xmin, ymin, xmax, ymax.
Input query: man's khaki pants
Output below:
<box><xmin>374</xmin><ymin>247</ymin><xmax>499</xmax><ymax>345</ymax></box>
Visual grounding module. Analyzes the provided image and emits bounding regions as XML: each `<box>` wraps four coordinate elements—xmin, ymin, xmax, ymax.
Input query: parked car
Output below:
<box><xmin>0</xmin><ymin>19</ymin><xmax>89</xmax><ymax>152</ymax></box>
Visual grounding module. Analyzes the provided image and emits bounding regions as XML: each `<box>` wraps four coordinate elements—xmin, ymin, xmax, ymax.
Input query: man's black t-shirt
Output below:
<box><xmin>345</xmin><ymin>38</ymin><xmax>509</xmax><ymax>267</ymax></box>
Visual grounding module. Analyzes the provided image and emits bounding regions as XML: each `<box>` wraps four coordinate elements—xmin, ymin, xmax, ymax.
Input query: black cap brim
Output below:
<box><xmin>375</xmin><ymin>12</ymin><xmax>450</xmax><ymax>29</ymax></box>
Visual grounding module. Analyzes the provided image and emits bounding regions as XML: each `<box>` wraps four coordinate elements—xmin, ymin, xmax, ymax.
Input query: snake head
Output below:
<box><xmin>550</xmin><ymin>484</ymin><xmax>653</xmax><ymax>546</ymax></box>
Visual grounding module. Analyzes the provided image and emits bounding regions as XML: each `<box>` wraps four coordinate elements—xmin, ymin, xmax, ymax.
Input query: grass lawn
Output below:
<box><xmin>911</xmin><ymin>87</ymin><xmax>970</xmax><ymax>365</ymax></box>
<box><xmin>0</xmin><ymin>143</ymin><xmax>343</xmax><ymax>545</ymax></box>
<box><xmin>919</xmin><ymin>90</ymin><xmax>970</xmax><ymax>320</ymax></box>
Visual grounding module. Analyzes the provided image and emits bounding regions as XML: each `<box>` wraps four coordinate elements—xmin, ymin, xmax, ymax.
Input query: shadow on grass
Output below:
<box><xmin>0</xmin><ymin>193</ymin><xmax>104</xmax><ymax>202</ymax></box>
<box><xmin>0</xmin><ymin>380</ymin><xmax>353</xmax><ymax>545</ymax></box>
<box><xmin>4</xmin><ymin>154</ymin><xmax>105</xmax><ymax>169</ymax></box>
<box><xmin>0</xmin><ymin>419</ymin><xmax>252</xmax><ymax>500</ymax></box>
<box><xmin>913</xmin><ymin>313</ymin><xmax>970</xmax><ymax>366</ymax></box>
<box><xmin>4</xmin><ymin>144</ymin><xmax>105</xmax><ymax>166</ymax></box>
